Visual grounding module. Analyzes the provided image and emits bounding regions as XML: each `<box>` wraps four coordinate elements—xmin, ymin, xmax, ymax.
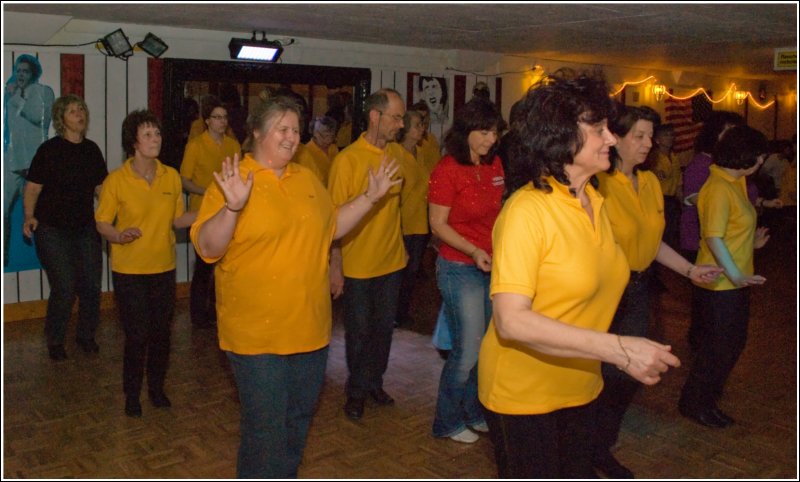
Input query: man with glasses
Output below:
<box><xmin>180</xmin><ymin>95</ymin><xmax>241</xmax><ymax>328</ymax></box>
<box><xmin>328</xmin><ymin>88</ymin><xmax>407</xmax><ymax>421</ymax></box>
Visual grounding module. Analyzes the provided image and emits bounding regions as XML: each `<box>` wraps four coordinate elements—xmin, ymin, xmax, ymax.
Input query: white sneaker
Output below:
<box><xmin>449</xmin><ymin>428</ymin><xmax>479</xmax><ymax>444</ymax></box>
<box><xmin>469</xmin><ymin>421</ymin><xmax>489</xmax><ymax>433</ymax></box>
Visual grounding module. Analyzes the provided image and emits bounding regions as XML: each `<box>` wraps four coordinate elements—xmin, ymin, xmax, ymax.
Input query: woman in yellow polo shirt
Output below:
<box><xmin>180</xmin><ymin>95</ymin><xmax>241</xmax><ymax>329</ymax></box>
<box><xmin>679</xmin><ymin>125</ymin><xmax>769</xmax><ymax>429</ymax></box>
<box><xmin>190</xmin><ymin>96</ymin><xmax>399</xmax><ymax>479</ymax></box>
<box><xmin>593</xmin><ymin>104</ymin><xmax>722</xmax><ymax>478</ymax></box>
<box><xmin>478</xmin><ymin>70</ymin><xmax>681</xmax><ymax>479</ymax></box>
<box><xmin>95</xmin><ymin>110</ymin><xmax>197</xmax><ymax>419</ymax></box>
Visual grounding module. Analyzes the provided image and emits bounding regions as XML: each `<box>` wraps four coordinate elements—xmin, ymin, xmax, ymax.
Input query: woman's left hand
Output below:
<box><xmin>688</xmin><ymin>264</ymin><xmax>724</xmax><ymax>284</ymax></box>
<box><xmin>754</xmin><ymin>226</ymin><xmax>770</xmax><ymax>249</ymax></box>
<box><xmin>365</xmin><ymin>154</ymin><xmax>402</xmax><ymax>201</ymax></box>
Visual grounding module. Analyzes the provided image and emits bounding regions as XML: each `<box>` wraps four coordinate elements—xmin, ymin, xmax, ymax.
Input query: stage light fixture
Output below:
<box><xmin>229</xmin><ymin>32</ymin><xmax>284</xmax><ymax>62</ymax></box>
<box><xmin>137</xmin><ymin>32</ymin><xmax>169</xmax><ymax>58</ymax></box>
<box><xmin>101</xmin><ymin>28</ymin><xmax>134</xmax><ymax>59</ymax></box>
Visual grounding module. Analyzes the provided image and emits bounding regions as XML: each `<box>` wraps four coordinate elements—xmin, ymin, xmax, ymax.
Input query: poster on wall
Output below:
<box><xmin>411</xmin><ymin>74</ymin><xmax>450</xmax><ymax>143</ymax></box>
<box><xmin>3</xmin><ymin>54</ymin><xmax>54</xmax><ymax>272</ymax></box>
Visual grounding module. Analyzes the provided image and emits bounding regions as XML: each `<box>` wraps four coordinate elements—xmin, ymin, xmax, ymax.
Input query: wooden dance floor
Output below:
<box><xmin>3</xmin><ymin>223</ymin><xmax>797</xmax><ymax>478</ymax></box>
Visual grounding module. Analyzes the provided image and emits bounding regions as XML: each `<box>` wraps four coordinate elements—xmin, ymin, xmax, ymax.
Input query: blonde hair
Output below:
<box><xmin>52</xmin><ymin>94</ymin><xmax>89</xmax><ymax>137</ymax></box>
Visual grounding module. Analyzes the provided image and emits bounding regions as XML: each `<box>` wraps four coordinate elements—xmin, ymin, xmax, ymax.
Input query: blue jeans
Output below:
<box><xmin>227</xmin><ymin>347</ymin><xmax>328</xmax><ymax>479</ymax></box>
<box><xmin>433</xmin><ymin>257</ymin><xmax>491</xmax><ymax>437</ymax></box>
<box><xmin>343</xmin><ymin>270</ymin><xmax>403</xmax><ymax>399</ymax></box>
<box><xmin>34</xmin><ymin>223</ymin><xmax>102</xmax><ymax>346</ymax></box>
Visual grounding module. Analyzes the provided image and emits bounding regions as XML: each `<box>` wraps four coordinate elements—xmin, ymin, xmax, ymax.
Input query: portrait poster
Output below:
<box><xmin>4</xmin><ymin>54</ymin><xmax>54</xmax><ymax>272</ymax></box>
<box><xmin>411</xmin><ymin>74</ymin><xmax>450</xmax><ymax>124</ymax></box>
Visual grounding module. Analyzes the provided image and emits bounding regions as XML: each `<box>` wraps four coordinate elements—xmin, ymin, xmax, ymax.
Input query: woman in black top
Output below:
<box><xmin>23</xmin><ymin>94</ymin><xmax>108</xmax><ymax>361</ymax></box>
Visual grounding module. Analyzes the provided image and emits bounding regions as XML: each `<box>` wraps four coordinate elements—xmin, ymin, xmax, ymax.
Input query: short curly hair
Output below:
<box><xmin>714</xmin><ymin>125</ymin><xmax>767</xmax><ymax>170</ymax></box>
<box><xmin>504</xmin><ymin>69</ymin><xmax>615</xmax><ymax>197</ymax></box>
<box><xmin>121</xmin><ymin>110</ymin><xmax>161</xmax><ymax>157</ymax></box>
<box><xmin>51</xmin><ymin>94</ymin><xmax>89</xmax><ymax>137</ymax></box>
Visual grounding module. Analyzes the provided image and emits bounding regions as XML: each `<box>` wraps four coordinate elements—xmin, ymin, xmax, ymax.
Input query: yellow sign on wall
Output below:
<box><xmin>774</xmin><ymin>47</ymin><xmax>796</xmax><ymax>71</ymax></box>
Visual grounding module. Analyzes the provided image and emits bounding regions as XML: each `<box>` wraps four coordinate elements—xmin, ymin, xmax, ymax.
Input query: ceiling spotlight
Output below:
<box><xmin>101</xmin><ymin>28</ymin><xmax>134</xmax><ymax>59</ymax></box>
<box><xmin>229</xmin><ymin>32</ymin><xmax>284</xmax><ymax>62</ymax></box>
<box><xmin>137</xmin><ymin>33</ymin><xmax>169</xmax><ymax>58</ymax></box>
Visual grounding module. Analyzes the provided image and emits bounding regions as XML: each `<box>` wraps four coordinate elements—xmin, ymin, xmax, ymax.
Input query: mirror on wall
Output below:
<box><xmin>160</xmin><ymin>59</ymin><xmax>371</xmax><ymax>169</ymax></box>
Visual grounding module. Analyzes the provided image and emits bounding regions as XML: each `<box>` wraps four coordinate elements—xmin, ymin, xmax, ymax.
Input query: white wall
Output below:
<box><xmin>3</xmin><ymin>12</ymin><xmax>797</xmax><ymax>305</ymax></box>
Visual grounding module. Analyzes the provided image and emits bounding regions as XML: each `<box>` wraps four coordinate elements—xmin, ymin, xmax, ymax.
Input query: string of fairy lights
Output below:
<box><xmin>609</xmin><ymin>75</ymin><xmax>776</xmax><ymax>109</ymax></box>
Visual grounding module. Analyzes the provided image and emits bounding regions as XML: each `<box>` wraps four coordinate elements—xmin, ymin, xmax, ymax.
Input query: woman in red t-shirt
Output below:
<box><xmin>428</xmin><ymin>98</ymin><xmax>506</xmax><ymax>443</ymax></box>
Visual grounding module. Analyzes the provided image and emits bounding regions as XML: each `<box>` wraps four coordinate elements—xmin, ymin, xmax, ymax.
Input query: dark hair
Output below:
<box><xmin>654</xmin><ymin>122</ymin><xmax>675</xmax><ymax>138</ymax></box>
<box><xmin>411</xmin><ymin>100</ymin><xmax>430</xmax><ymax>114</ymax></box>
<box><xmin>443</xmin><ymin>98</ymin><xmax>505</xmax><ymax>166</ymax></box>
<box><xmin>242</xmin><ymin>96</ymin><xmax>303</xmax><ymax>153</ymax></box>
<box><xmin>694</xmin><ymin>110</ymin><xmax>744</xmax><ymax>154</ymax></box>
<box><xmin>396</xmin><ymin>110</ymin><xmax>423</xmax><ymax>143</ymax></box>
<box><xmin>504</xmin><ymin>69</ymin><xmax>615</xmax><ymax>197</ymax></box>
<box><xmin>52</xmin><ymin>94</ymin><xmax>89</xmax><ymax>137</ymax></box>
<box><xmin>201</xmin><ymin>95</ymin><xmax>224</xmax><ymax>120</ymax></box>
<box><xmin>607</xmin><ymin>103</ymin><xmax>660</xmax><ymax>173</ymax></box>
<box><xmin>122</xmin><ymin>109</ymin><xmax>161</xmax><ymax>157</ymax></box>
<box><xmin>714</xmin><ymin>125</ymin><xmax>767</xmax><ymax>170</ymax></box>
<box><xmin>363</xmin><ymin>88</ymin><xmax>401</xmax><ymax>124</ymax></box>
<box><xmin>312</xmin><ymin>115</ymin><xmax>338</xmax><ymax>135</ymax></box>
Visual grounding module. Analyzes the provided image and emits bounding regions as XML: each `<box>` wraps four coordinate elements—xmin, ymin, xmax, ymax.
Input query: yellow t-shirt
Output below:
<box><xmin>597</xmin><ymin>170</ymin><xmax>665</xmax><ymax>272</ymax></box>
<box><xmin>95</xmin><ymin>158</ymin><xmax>184</xmax><ymax>274</ymax></box>
<box><xmin>418</xmin><ymin>134</ymin><xmax>442</xmax><ymax>175</ymax></box>
<box><xmin>336</xmin><ymin>121</ymin><xmax>352</xmax><ymax>149</ymax></box>
<box><xmin>293</xmin><ymin>139</ymin><xmax>339</xmax><ymax>186</ymax></box>
<box><xmin>695</xmin><ymin>165</ymin><xmax>756</xmax><ymax>291</ymax></box>
<box><xmin>328</xmin><ymin>133</ymin><xmax>407</xmax><ymax>278</ymax></box>
<box><xmin>479</xmin><ymin>178</ymin><xmax>629</xmax><ymax>415</ymax></box>
<box><xmin>190</xmin><ymin>155</ymin><xmax>337</xmax><ymax>355</ymax></box>
<box><xmin>397</xmin><ymin>145</ymin><xmax>430</xmax><ymax>236</ymax></box>
<box><xmin>651</xmin><ymin>151</ymin><xmax>682</xmax><ymax>197</ymax></box>
<box><xmin>180</xmin><ymin>131</ymin><xmax>241</xmax><ymax>211</ymax></box>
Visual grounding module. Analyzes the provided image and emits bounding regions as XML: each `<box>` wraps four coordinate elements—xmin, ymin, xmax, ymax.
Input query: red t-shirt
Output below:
<box><xmin>428</xmin><ymin>155</ymin><xmax>505</xmax><ymax>264</ymax></box>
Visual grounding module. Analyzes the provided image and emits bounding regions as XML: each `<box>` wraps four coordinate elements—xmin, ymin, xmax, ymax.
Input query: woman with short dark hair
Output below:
<box><xmin>679</xmin><ymin>125</ymin><xmax>770</xmax><ymax>428</ymax></box>
<box><xmin>479</xmin><ymin>70</ymin><xmax>680</xmax><ymax>478</ymax></box>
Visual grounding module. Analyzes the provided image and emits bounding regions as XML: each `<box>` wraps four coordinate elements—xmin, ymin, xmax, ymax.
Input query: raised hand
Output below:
<box><xmin>213</xmin><ymin>153</ymin><xmax>253</xmax><ymax>212</ymax></box>
<box><xmin>365</xmin><ymin>154</ymin><xmax>402</xmax><ymax>201</ymax></box>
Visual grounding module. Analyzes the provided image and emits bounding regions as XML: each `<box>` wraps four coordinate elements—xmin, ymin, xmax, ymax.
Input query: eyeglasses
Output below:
<box><xmin>209</xmin><ymin>114</ymin><xmax>228</xmax><ymax>120</ymax></box>
<box><xmin>380</xmin><ymin>112</ymin><xmax>404</xmax><ymax>123</ymax></box>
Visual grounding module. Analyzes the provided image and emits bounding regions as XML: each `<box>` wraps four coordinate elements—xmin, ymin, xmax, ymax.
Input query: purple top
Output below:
<box><xmin>681</xmin><ymin>151</ymin><xmax>759</xmax><ymax>252</ymax></box>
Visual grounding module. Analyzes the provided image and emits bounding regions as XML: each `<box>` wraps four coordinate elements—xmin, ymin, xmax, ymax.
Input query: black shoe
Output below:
<box><xmin>593</xmin><ymin>450</ymin><xmax>634</xmax><ymax>479</ymax></box>
<box><xmin>344</xmin><ymin>397</ymin><xmax>365</xmax><ymax>420</ymax></box>
<box><xmin>48</xmin><ymin>345</ymin><xmax>67</xmax><ymax>361</ymax></box>
<box><xmin>76</xmin><ymin>338</ymin><xmax>100</xmax><ymax>354</ymax></box>
<box><xmin>148</xmin><ymin>390</ymin><xmax>172</xmax><ymax>408</ymax></box>
<box><xmin>370</xmin><ymin>388</ymin><xmax>395</xmax><ymax>405</ymax></box>
<box><xmin>125</xmin><ymin>396</ymin><xmax>142</xmax><ymax>418</ymax></box>
<box><xmin>710</xmin><ymin>407</ymin><xmax>735</xmax><ymax>426</ymax></box>
<box><xmin>679</xmin><ymin>405</ymin><xmax>729</xmax><ymax>428</ymax></box>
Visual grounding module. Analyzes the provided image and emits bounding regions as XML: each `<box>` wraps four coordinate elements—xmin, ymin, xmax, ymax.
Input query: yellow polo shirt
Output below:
<box><xmin>180</xmin><ymin>131</ymin><xmax>241</xmax><ymax>211</ymax></box>
<box><xmin>328</xmin><ymin>133</ymin><xmax>407</xmax><ymax>278</ymax></box>
<box><xmin>293</xmin><ymin>139</ymin><xmax>339</xmax><ymax>186</ymax></box>
<box><xmin>651</xmin><ymin>152</ymin><xmax>682</xmax><ymax>197</ymax></box>
<box><xmin>190</xmin><ymin>155</ymin><xmax>337</xmax><ymax>355</ymax></box>
<box><xmin>96</xmin><ymin>158</ymin><xmax>184</xmax><ymax>275</ymax></box>
<box><xmin>695</xmin><ymin>165</ymin><xmax>756</xmax><ymax>291</ymax></box>
<box><xmin>397</xmin><ymin>144</ymin><xmax>430</xmax><ymax>236</ymax></box>
<box><xmin>479</xmin><ymin>178</ymin><xmax>629</xmax><ymax>415</ymax></box>
<box><xmin>597</xmin><ymin>170</ymin><xmax>665</xmax><ymax>272</ymax></box>
<box><xmin>418</xmin><ymin>134</ymin><xmax>442</xmax><ymax>175</ymax></box>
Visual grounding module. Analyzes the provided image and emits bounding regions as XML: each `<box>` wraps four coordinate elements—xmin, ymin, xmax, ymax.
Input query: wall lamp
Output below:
<box><xmin>137</xmin><ymin>32</ymin><xmax>169</xmax><ymax>58</ymax></box>
<box><xmin>734</xmin><ymin>90</ymin><xmax>749</xmax><ymax>105</ymax></box>
<box><xmin>229</xmin><ymin>31</ymin><xmax>287</xmax><ymax>62</ymax></box>
<box><xmin>100</xmin><ymin>28</ymin><xmax>134</xmax><ymax>59</ymax></box>
<box><xmin>652</xmin><ymin>83</ymin><xmax>667</xmax><ymax>101</ymax></box>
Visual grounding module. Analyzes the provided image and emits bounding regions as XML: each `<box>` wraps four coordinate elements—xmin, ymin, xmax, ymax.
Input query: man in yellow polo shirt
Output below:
<box><xmin>328</xmin><ymin>88</ymin><xmax>407</xmax><ymax>421</ymax></box>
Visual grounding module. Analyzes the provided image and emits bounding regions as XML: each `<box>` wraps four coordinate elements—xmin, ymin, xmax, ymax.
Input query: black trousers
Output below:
<box><xmin>680</xmin><ymin>286</ymin><xmax>750</xmax><ymax>411</ymax></box>
<box><xmin>113</xmin><ymin>270</ymin><xmax>176</xmax><ymax>397</ymax></box>
<box><xmin>189</xmin><ymin>250</ymin><xmax>216</xmax><ymax>326</ymax></box>
<box><xmin>483</xmin><ymin>400</ymin><xmax>598</xmax><ymax>479</ymax></box>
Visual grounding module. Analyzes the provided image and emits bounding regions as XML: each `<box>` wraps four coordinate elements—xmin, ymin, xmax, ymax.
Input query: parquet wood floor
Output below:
<box><xmin>3</xmin><ymin>224</ymin><xmax>797</xmax><ymax>479</ymax></box>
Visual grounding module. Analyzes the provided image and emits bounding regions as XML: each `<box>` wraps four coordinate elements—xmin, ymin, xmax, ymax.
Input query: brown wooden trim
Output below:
<box><xmin>407</xmin><ymin>72</ymin><xmax>418</xmax><ymax>108</ymax></box>
<box><xmin>60</xmin><ymin>53</ymin><xmax>85</xmax><ymax>98</ymax></box>
<box><xmin>454</xmin><ymin>75</ymin><xmax>466</xmax><ymax>114</ymax></box>
<box><xmin>148</xmin><ymin>57</ymin><xmax>164</xmax><ymax>120</ymax></box>
<box><xmin>3</xmin><ymin>282</ymin><xmax>190</xmax><ymax>322</ymax></box>
<box><xmin>495</xmin><ymin>77</ymin><xmax>502</xmax><ymax>113</ymax></box>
